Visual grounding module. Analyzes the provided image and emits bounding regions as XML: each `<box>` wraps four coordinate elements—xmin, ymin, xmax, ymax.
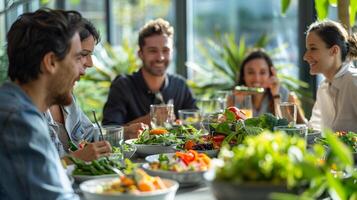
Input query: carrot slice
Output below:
<box><xmin>149</xmin><ymin>128</ymin><xmax>169</xmax><ymax>135</ymax></box>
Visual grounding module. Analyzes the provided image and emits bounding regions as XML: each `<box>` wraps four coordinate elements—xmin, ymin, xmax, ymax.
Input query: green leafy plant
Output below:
<box><xmin>215</xmin><ymin>130</ymin><xmax>357</xmax><ymax>200</ymax></box>
<box><xmin>281</xmin><ymin>0</ymin><xmax>357</xmax><ymax>27</ymax></box>
<box><xmin>272</xmin><ymin>129</ymin><xmax>357</xmax><ymax>200</ymax></box>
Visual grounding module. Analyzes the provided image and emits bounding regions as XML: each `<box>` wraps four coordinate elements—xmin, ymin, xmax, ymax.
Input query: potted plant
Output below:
<box><xmin>210</xmin><ymin>130</ymin><xmax>356</xmax><ymax>200</ymax></box>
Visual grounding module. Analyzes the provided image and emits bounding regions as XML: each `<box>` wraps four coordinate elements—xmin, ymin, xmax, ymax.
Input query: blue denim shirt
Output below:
<box><xmin>44</xmin><ymin>96</ymin><xmax>99</xmax><ymax>157</ymax></box>
<box><xmin>0</xmin><ymin>82</ymin><xmax>79</xmax><ymax>200</ymax></box>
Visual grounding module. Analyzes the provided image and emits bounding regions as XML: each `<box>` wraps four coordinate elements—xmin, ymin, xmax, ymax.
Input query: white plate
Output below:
<box><xmin>125</xmin><ymin>139</ymin><xmax>175</xmax><ymax>157</ymax></box>
<box><xmin>80</xmin><ymin>177</ymin><xmax>179</xmax><ymax>200</ymax></box>
<box><xmin>143</xmin><ymin>153</ymin><xmax>207</xmax><ymax>186</ymax></box>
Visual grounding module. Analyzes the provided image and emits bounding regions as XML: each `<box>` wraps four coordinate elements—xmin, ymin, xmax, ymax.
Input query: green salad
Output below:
<box><xmin>316</xmin><ymin>131</ymin><xmax>357</xmax><ymax>152</ymax></box>
<box><xmin>134</xmin><ymin>129</ymin><xmax>182</xmax><ymax>145</ymax></box>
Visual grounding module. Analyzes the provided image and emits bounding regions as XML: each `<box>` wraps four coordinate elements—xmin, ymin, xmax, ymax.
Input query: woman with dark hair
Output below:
<box><xmin>305</xmin><ymin>20</ymin><xmax>357</xmax><ymax>132</ymax></box>
<box><xmin>230</xmin><ymin>49</ymin><xmax>306</xmax><ymax>124</ymax></box>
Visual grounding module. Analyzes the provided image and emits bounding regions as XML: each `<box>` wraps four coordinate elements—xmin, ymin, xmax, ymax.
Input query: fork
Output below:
<box><xmin>107</xmin><ymin>165</ymin><xmax>125</xmax><ymax>178</ymax></box>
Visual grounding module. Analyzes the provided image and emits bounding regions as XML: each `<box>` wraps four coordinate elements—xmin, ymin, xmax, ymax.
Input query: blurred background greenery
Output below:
<box><xmin>0</xmin><ymin>0</ymin><xmax>356</xmax><ymax>121</ymax></box>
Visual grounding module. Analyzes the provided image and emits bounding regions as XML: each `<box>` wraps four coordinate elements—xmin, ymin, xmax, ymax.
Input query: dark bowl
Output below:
<box><xmin>211</xmin><ymin>181</ymin><xmax>289</xmax><ymax>200</ymax></box>
<box><xmin>306</xmin><ymin>131</ymin><xmax>322</xmax><ymax>145</ymax></box>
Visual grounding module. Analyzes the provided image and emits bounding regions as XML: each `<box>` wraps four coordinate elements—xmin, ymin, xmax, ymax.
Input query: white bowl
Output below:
<box><xmin>126</xmin><ymin>139</ymin><xmax>175</xmax><ymax>157</ymax></box>
<box><xmin>80</xmin><ymin>177</ymin><xmax>179</xmax><ymax>200</ymax></box>
<box><xmin>143</xmin><ymin>153</ymin><xmax>207</xmax><ymax>186</ymax></box>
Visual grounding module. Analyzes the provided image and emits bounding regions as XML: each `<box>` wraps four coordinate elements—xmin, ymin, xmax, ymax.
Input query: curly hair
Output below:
<box><xmin>138</xmin><ymin>18</ymin><xmax>174</xmax><ymax>49</ymax></box>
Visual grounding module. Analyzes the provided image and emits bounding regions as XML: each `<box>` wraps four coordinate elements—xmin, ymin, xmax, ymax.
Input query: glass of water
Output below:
<box><xmin>102</xmin><ymin>125</ymin><xmax>124</xmax><ymax>161</ymax></box>
<box><xmin>150</xmin><ymin>104</ymin><xmax>174</xmax><ymax>128</ymax></box>
<box><xmin>178</xmin><ymin>109</ymin><xmax>201</xmax><ymax>126</ymax></box>
<box><xmin>196</xmin><ymin>99</ymin><xmax>222</xmax><ymax>117</ymax></box>
<box><xmin>278</xmin><ymin>102</ymin><xmax>297</xmax><ymax>126</ymax></box>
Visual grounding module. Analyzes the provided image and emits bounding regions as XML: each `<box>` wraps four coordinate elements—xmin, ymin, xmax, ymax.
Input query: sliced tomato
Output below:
<box><xmin>213</xmin><ymin>134</ymin><xmax>225</xmax><ymax>142</ymax></box>
<box><xmin>175</xmin><ymin>150</ymin><xmax>197</xmax><ymax>165</ymax></box>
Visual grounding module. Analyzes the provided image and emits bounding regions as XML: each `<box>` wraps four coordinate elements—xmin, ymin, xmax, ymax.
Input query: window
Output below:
<box><xmin>0</xmin><ymin>1</ymin><xmax>5</xmax><ymax>45</ymax></box>
<box><xmin>111</xmin><ymin>0</ymin><xmax>175</xmax><ymax>72</ymax></box>
<box><xmin>67</xmin><ymin>0</ymin><xmax>107</xmax><ymax>42</ymax></box>
<box><xmin>187</xmin><ymin>0</ymin><xmax>299</xmax><ymax>81</ymax></box>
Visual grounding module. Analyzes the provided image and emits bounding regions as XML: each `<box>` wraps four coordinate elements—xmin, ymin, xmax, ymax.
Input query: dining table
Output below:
<box><xmin>75</xmin><ymin>182</ymin><xmax>216</xmax><ymax>200</ymax></box>
<box><xmin>73</xmin><ymin>154</ymin><xmax>217</xmax><ymax>200</ymax></box>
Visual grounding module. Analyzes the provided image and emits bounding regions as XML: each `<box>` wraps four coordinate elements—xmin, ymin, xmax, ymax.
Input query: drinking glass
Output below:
<box><xmin>196</xmin><ymin>99</ymin><xmax>222</xmax><ymax>116</ymax></box>
<box><xmin>150</xmin><ymin>104</ymin><xmax>174</xmax><ymax>128</ymax></box>
<box><xmin>213</xmin><ymin>91</ymin><xmax>231</xmax><ymax>111</ymax></box>
<box><xmin>178</xmin><ymin>109</ymin><xmax>201</xmax><ymax>126</ymax></box>
<box><xmin>278</xmin><ymin>102</ymin><xmax>297</xmax><ymax>126</ymax></box>
<box><xmin>102</xmin><ymin>125</ymin><xmax>124</xmax><ymax>160</ymax></box>
<box><xmin>234</xmin><ymin>95</ymin><xmax>253</xmax><ymax>118</ymax></box>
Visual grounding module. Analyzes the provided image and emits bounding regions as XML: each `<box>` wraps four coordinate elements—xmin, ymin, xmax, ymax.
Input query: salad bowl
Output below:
<box><xmin>126</xmin><ymin>139</ymin><xmax>175</xmax><ymax>157</ymax></box>
<box><xmin>80</xmin><ymin>177</ymin><xmax>179</xmax><ymax>200</ymax></box>
<box><xmin>143</xmin><ymin>153</ymin><xmax>210</xmax><ymax>186</ymax></box>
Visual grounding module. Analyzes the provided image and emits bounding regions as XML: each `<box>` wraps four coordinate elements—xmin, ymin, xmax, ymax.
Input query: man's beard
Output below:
<box><xmin>143</xmin><ymin>63</ymin><xmax>168</xmax><ymax>77</ymax></box>
<box><xmin>49</xmin><ymin>91</ymin><xmax>73</xmax><ymax>107</ymax></box>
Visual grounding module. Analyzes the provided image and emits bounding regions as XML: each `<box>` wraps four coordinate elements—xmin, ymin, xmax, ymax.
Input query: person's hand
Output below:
<box><xmin>70</xmin><ymin>141</ymin><xmax>112</xmax><ymax>162</ymax></box>
<box><xmin>125</xmin><ymin>123</ymin><xmax>149</xmax><ymax>139</ymax></box>
<box><xmin>264</xmin><ymin>67</ymin><xmax>280</xmax><ymax>95</ymax></box>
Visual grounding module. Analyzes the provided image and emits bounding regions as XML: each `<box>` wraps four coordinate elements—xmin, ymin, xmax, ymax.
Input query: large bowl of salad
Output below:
<box><xmin>126</xmin><ymin>128</ymin><xmax>180</xmax><ymax>157</ymax></box>
<box><xmin>126</xmin><ymin>139</ymin><xmax>175</xmax><ymax>157</ymax></box>
<box><xmin>80</xmin><ymin>168</ymin><xmax>179</xmax><ymax>200</ymax></box>
<box><xmin>142</xmin><ymin>151</ymin><xmax>211</xmax><ymax>187</ymax></box>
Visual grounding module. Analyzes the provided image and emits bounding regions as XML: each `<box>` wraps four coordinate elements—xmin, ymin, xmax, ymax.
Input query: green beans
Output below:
<box><xmin>69</xmin><ymin>156</ymin><xmax>123</xmax><ymax>176</ymax></box>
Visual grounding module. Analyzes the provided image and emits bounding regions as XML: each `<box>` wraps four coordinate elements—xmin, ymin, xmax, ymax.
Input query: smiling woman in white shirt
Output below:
<box><xmin>304</xmin><ymin>19</ymin><xmax>357</xmax><ymax>132</ymax></box>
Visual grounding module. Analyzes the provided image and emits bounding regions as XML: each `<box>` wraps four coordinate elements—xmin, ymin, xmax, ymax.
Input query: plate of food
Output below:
<box><xmin>68</xmin><ymin>157</ymin><xmax>124</xmax><ymax>183</ymax></box>
<box><xmin>80</xmin><ymin>168</ymin><xmax>179</xmax><ymax>200</ymax></box>
<box><xmin>142</xmin><ymin>151</ymin><xmax>211</xmax><ymax>187</ymax></box>
<box><xmin>126</xmin><ymin>129</ymin><xmax>180</xmax><ymax>157</ymax></box>
<box><xmin>126</xmin><ymin>139</ymin><xmax>175</xmax><ymax>157</ymax></box>
<box><xmin>174</xmin><ymin>138</ymin><xmax>219</xmax><ymax>158</ymax></box>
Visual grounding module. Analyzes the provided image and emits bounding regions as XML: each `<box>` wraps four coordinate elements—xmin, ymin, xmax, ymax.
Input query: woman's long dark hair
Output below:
<box><xmin>237</xmin><ymin>49</ymin><xmax>275</xmax><ymax>113</ymax></box>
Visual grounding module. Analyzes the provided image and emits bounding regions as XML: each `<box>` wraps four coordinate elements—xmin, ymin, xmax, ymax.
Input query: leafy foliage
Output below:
<box><xmin>281</xmin><ymin>0</ymin><xmax>291</xmax><ymax>15</ymax></box>
<box><xmin>215</xmin><ymin>130</ymin><xmax>357</xmax><ymax>199</ymax></box>
<box><xmin>282</xmin><ymin>0</ymin><xmax>357</xmax><ymax>26</ymax></box>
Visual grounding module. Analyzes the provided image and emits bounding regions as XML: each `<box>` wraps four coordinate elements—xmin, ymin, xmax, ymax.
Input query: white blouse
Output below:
<box><xmin>309</xmin><ymin>62</ymin><xmax>357</xmax><ymax>132</ymax></box>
